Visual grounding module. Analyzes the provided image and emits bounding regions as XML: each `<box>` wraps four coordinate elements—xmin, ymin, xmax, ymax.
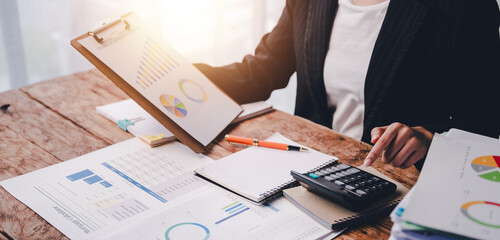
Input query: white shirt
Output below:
<box><xmin>323</xmin><ymin>0</ymin><xmax>389</xmax><ymax>140</ymax></box>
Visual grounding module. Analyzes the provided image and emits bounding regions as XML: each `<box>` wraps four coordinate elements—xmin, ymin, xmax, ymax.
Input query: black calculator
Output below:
<box><xmin>291</xmin><ymin>163</ymin><xmax>396</xmax><ymax>211</ymax></box>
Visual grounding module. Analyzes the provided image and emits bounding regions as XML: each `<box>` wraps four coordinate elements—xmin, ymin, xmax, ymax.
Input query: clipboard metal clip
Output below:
<box><xmin>88</xmin><ymin>12</ymin><xmax>132</xmax><ymax>43</ymax></box>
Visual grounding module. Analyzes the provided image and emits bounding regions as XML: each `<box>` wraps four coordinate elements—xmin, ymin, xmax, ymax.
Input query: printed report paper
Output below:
<box><xmin>402</xmin><ymin>133</ymin><xmax>500</xmax><ymax>240</ymax></box>
<box><xmin>1</xmin><ymin>138</ymin><xmax>213</xmax><ymax>239</ymax></box>
<box><xmin>1</xmin><ymin>137</ymin><xmax>341</xmax><ymax>239</ymax></box>
<box><xmin>78</xmin><ymin>13</ymin><xmax>242</xmax><ymax>146</ymax></box>
<box><xmin>105</xmin><ymin>185</ymin><xmax>341</xmax><ymax>240</ymax></box>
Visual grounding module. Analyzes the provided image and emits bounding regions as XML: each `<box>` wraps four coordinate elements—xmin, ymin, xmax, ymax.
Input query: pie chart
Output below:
<box><xmin>164</xmin><ymin>222</ymin><xmax>210</xmax><ymax>240</ymax></box>
<box><xmin>159</xmin><ymin>94</ymin><xmax>187</xmax><ymax>118</ymax></box>
<box><xmin>179</xmin><ymin>79</ymin><xmax>207</xmax><ymax>103</ymax></box>
<box><xmin>471</xmin><ymin>155</ymin><xmax>500</xmax><ymax>182</ymax></box>
<box><xmin>460</xmin><ymin>201</ymin><xmax>500</xmax><ymax>228</ymax></box>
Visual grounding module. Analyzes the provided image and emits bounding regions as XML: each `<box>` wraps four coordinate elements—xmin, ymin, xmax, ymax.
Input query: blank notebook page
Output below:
<box><xmin>195</xmin><ymin>133</ymin><xmax>336</xmax><ymax>201</ymax></box>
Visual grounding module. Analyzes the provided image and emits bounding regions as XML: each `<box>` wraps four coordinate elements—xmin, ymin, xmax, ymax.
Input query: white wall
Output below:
<box><xmin>0</xmin><ymin>0</ymin><xmax>296</xmax><ymax>114</ymax></box>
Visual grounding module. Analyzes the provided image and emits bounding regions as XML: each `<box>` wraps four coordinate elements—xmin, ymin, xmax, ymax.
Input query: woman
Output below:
<box><xmin>196</xmin><ymin>0</ymin><xmax>500</xmax><ymax>170</ymax></box>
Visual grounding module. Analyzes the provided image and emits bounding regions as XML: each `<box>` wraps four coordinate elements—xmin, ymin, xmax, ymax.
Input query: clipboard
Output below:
<box><xmin>71</xmin><ymin>12</ymin><xmax>241</xmax><ymax>153</ymax></box>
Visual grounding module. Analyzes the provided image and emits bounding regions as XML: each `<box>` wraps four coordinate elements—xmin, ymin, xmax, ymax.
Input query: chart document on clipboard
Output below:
<box><xmin>73</xmin><ymin>12</ymin><xmax>242</xmax><ymax>152</ymax></box>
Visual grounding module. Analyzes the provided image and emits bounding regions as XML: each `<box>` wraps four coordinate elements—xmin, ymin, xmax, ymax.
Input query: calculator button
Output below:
<box><xmin>345</xmin><ymin>185</ymin><xmax>355</xmax><ymax>190</ymax></box>
<box><xmin>329</xmin><ymin>174</ymin><xmax>339</xmax><ymax>180</ymax></box>
<box><xmin>325</xmin><ymin>176</ymin><xmax>333</xmax><ymax>181</ymax></box>
<box><xmin>314</xmin><ymin>171</ymin><xmax>324</xmax><ymax>176</ymax></box>
<box><xmin>329</xmin><ymin>166</ymin><xmax>340</xmax><ymax>172</ymax></box>
<box><xmin>308</xmin><ymin>173</ymin><xmax>319</xmax><ymax>179</ymax></box>
<box><xmin>356</xmin><ymin>190</ymin><xmax>367</xmax><ymax>196</ymax></box>
<box><xmin>339</xmin><ymin>170</ymin><xmax>351</xmax><ymax>176</ymax></box>
<box><xmin>336</xmin><ymin>172</ymin><xmax>346</xmax><ymax>177</ymax></box>
<box><xmin>341</xmin><ymin>178</ymin><xmax>352</xmax><ymax>184</ymax></box>
<box><xmin>359</xmin><ymin>172</ymin><xmax>369</xmax><ymax>178</ymax></box>
<box><xmin>337</xmin><ymin>164</ymin><xmax>350</xmax><ymax>169</ymax></box>
<box><xmin>335</xmin><ymin>180</ymin><xmax>345</xmax><ymax>186</ymax></box>
<box><xmin>324</xmin><ymin>168</ymin><xmax>334</xmax><ymax>174</ymax></box>
<box><xmin>346</xmin><ymin>168</ymin><xmax>360</xmax><ymax>174</ymax></box>
<box><xmin>320</xmin><ymin>170</ymin><xmax>329</xmax><ymax>175</ymax></box>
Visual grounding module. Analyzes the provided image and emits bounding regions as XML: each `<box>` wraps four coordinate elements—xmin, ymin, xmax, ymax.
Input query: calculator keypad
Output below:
<box><xmin>307</xmin><ymin>163</ymin><xmax>395</xmax><ymax>199</ymax></box>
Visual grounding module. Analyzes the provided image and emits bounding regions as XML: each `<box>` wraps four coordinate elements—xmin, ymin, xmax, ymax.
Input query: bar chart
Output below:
<box><xmin>135</xmin><ymin>37</ymin><xmax>180</xmax><ymax>89</ymax></box>
<box><xmin>215</xmin><ymin>201</ymin><xmax>250</xmax><ymax>224</ymax></box>
<box><xmin>66</xmin><ymin>169</ymin><xmax>112</xmax><ymax>188</ymax></box>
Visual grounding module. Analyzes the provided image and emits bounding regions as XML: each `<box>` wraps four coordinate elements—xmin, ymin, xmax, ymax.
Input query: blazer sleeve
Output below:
<box><xmin>195</xmin><ymin>0</ymin><xmax>297</xmax><ymax>104</ymax></box>
<box><xmin>449</xmin><ymin>0</ymin><xmax>500</xmax><ymax>138</ymax></box>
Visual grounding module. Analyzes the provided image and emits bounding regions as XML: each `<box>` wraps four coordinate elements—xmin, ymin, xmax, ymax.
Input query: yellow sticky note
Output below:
<box><xmin>139</xmin><ymin>134</ymin><xmax>165</xmax><ymax>143</ymax></box>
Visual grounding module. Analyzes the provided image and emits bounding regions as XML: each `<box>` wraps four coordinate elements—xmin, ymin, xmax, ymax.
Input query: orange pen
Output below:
<box><xmin>224</xmin><ymin>135</ymin><xmax>309</xmax><ymax>152</ymax></box>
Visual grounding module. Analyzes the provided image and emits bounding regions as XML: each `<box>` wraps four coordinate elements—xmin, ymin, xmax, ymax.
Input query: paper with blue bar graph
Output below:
<box><xmin>104</xmin><ymin>186</ymin><xmax>338</xmax><ymax>240</ymax></box>
<box><xmin>0</xmin><ymin>136</ymin><xmax>341</xmax><ymax>240</ymax></box>
<box><xmin>0</xmin><ymin>138</ymin><xmax>214</xmax><ymax>239</ymax></box>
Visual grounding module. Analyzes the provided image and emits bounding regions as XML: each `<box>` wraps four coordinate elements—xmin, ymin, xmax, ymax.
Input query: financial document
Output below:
<box><xmin>106</xmin><ymin>186</ymin><xmax>338</xmax><ymax>240</ymax></box>
<box><xmin>1</xmin><ymin>138</ymin><xmax>342</xmax><ymax>239</ymax></box>
<box><xmin>0</xmin><ymin>138</ymin><xmax>213</xmax><ymax>239</ymax></box>
<box><xmin>78</xmin><ymin>13</ymin><xmax>242</xmax><ymax>146</ymax></box>
<box><xmin>402</xmin><ymin>131</ymin><xmax>500</xmax><ymax>240</ymax></box>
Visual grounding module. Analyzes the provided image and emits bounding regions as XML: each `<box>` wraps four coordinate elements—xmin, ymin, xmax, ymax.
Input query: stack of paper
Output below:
<box><xmin>1</xmin><ymin>136</ymin><xmax>342</xmax><ymax>239</ymax></box>
<box><xmin>97</xmin><ymin>99</ymin><xmax>273</xmax><ymax>147</ymax></box>
<box><xmin>389</xmin><ymin>129</ymin><xmax>500</xmax><ymax>240</ymax></box>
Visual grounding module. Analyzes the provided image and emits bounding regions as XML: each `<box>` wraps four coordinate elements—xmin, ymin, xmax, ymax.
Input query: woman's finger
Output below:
<box><xmin>364</xmin><ymin>123</ymin><xmax>401</xmax><ymax>166</ymax></box>
<box><xmin>383</xmin><ymin>126</ymin><xmax>414</xmax><ymax>163</ymax></box>
<box><xmin>390</xmin><ymin>138</ymin><xmax>418</xmax><ymax>167</ymax></box>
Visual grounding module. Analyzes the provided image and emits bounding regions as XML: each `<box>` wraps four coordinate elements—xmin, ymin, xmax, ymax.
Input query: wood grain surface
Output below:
<box><xmin>0</xmin><ymin>70</ymin><xmax>420</xmax><ymax>239</ymax></box>
<box><xmin>0</xmin><ymin>126</ymin><xmax>67</xmax><ymax>239</ymax></box>
<box><xmin>21</xmin><ymin>70</ymin><xmax>132</xmax><ymax>145</ymax></box>
<box><xmin>0</xmin><ymin>90</ymin><xmax>108</xmax><ymax>161</ymax></box>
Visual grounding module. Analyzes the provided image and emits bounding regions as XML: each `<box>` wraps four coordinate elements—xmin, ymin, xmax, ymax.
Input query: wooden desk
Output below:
<box><xmin>0</xmin><ymin>69</ymin><xmax>419</xmax><ymax>239</ymax></box>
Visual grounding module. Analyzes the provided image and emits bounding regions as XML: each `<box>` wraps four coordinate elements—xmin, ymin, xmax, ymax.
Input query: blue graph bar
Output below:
<box><xmin>66</xmin><ymin>169</ymin><xmax>94</xmax><ymax>181</ymax></box>
<box><xmin>228</xmin><ymin>205</ymin><xmax>246</xmax><ymax>214</ymax></box>
<box><xmin>101</xmin><ymin>162</ymin><xmax>167</xmax><ymax>203</ymax></box>
<box><xmin>100</xmin><ymin>181</ymin><xmax>112</xmax><ymax>188</ymax></box>
<box><xmin>225</xmin><ymin>203</ymin><xmax>242</xmax><ymax>212</ymax></box>
<box><xmin>215</xmin><ymin>207</ymin><xmax>250</xmax><ymax>225</ymax></box>
<box><xmin>263</xmin><ymin>203</ymin><xmax>280</xmax><ymax>212</ymax></box>
<box><xmin>84</xmin><ymin>175</ymin><xmax>103</xmax><ymax>185</ymax></box>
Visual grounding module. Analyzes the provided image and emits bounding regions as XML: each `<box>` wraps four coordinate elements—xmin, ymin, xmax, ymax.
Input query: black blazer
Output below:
<box><xmin>196</xmin><ymin>0</ymin><xmax>500</xmax><ymax>144</ymax></box>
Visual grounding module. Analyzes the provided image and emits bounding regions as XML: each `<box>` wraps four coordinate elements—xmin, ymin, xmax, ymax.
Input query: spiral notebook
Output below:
<box><xmin>283</xmin><ymin>165</ymin><xmax>409</xmax><ymax>230</ymax></box>
<box><xmin>194</xmin><ymin>133</ymin><xmax>337</xmax><ymax>203</ymax></box>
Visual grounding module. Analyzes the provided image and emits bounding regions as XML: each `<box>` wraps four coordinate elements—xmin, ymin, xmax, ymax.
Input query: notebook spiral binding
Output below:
<box><xmin>260</xmin><ymin>158</ymin><xmax>339</xmax><ymax>203</ymax></box>
<box><xmin>331</xmin><ymin>198</ymin><xmax>402</xmax><ymax>230</ymax></box>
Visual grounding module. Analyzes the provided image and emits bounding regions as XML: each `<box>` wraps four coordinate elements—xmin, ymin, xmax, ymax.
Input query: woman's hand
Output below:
<box><xmin>364</xmin><ymin>123</ymin><xmax>433</xmax><ymax>169</ymax></box>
